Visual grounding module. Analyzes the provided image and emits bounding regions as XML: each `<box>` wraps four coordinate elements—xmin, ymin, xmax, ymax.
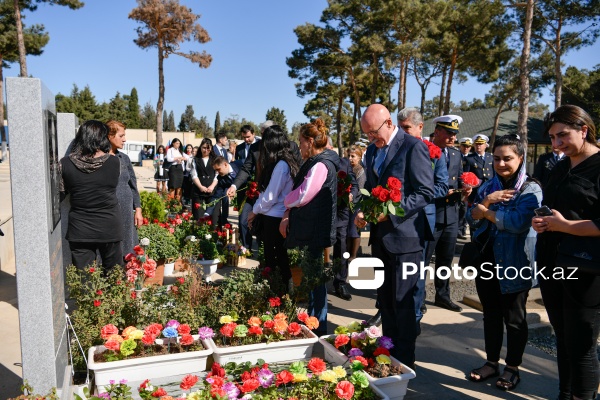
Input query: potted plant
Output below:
<box><xmin>195</xmin><ymin>234</ymin><xmax>222</xmax><ymax>282</ymax></box>
<box><xmin>223</xmin><ymin>243</ymin><xmax>251</xmax><ymax>267</ymax></box>
<box><xmin>140</xmin><ymin>191</ymin><xmax>167</xmax><ymax>223</ymax></box>
<box><xmin>137</xmin><ymin>223</ymin><xmax>180</xmax><ymax>264</ymax></box>
<box><xmin>319</xmin><ymin>321</ymin><xmax>416</xmax><ymax>400</ymax></box>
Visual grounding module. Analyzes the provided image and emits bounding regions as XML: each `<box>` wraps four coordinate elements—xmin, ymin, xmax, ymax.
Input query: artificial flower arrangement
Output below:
<box><xmin>94</xmin><ymin>320</ymin><xmax>214</xmax><ymax>362</ymax></box>
<box><xmin>358</xmin><ymin>176</ymin><xmax>404</xmax><ymax>224</ymax></box>
<box><xmin>124</xmin><ymin>243</ymin><xmax>157</xmax><ymax>290</ymax></box>
<box><xmin>326</xmin><ymin>321</ymin><xmax>402</xmax><ymax>379</ymax></box>
<box><xmin>223</xmin><ymin>243</ymin><xmax>252</xmax><ymax>266</ymax></box>
<box><xmin>214</xmin><ymin>297</ymin><xmax>319</xmax><ymax>347</ymax></box>
<box><xmin>337</xmin><ymin>170</ymin><xmax>354</xmax><ymax>212</ymax></box>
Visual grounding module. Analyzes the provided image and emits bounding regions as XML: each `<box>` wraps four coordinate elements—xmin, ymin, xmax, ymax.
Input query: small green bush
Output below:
<box><xmin>140</xmin><ymin>191</ymin><xmax>166</xmax><ymax>223</ymax></box>
<box><xmin>137</xmin><ymin>223</ymin><xmax>179</xmax><ymax>261</ymax></box>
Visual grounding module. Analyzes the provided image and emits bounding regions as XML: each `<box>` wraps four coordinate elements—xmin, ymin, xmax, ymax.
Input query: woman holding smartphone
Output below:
<box><xmin>467</xmin><ymin>134</ymin><xmax>542</xmax><ymax>391</ymax></box>
<box><xmin>532</xmin><ymin>105</ymin><xmax>600</xmax><ymax>400</ymax></box>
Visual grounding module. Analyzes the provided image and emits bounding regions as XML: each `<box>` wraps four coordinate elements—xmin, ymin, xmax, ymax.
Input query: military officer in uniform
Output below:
<box><xmin>457</xmin><ymin>137</ymin><xmax>472</xmax><ymax>239</ymax></box>
<box><xmin>465</xmin><ymin>133</ymin><xmax>494</xmax><ymax>202</ymax></box>
<box><xmin>427</xmin><ymin>115</ymin><xmax>471</xmax><ymax>312</ymax></box>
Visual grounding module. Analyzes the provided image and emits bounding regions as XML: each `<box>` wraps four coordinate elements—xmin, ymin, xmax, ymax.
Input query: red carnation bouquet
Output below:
<box><xmin>358</xmin><ymin>176</ymin><xmax>404</xmax><ymax>223</ymax></box>
<box><xmin>423</xmin><ymin>139</ymin><xmax>442</xmax><ymax>160</ymax></box>
<box><xmin>460</xmin><ymin>172</ymin><xmax>481</xmax><ymax>189</ymax></box>
<box><xmin>337</xmin><ymin>170</ymin><xmax>354</xmax><ymax>212</ymax></box>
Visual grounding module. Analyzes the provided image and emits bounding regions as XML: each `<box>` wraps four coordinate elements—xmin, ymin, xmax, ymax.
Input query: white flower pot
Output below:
<box><xmin>195</xmin><ymin>259</ymin><xmax>219</xmax><ymax>282</ymax></box>
<box><xmin>202</xmin><ymin>326</ymin><xmax>318</xmax><ymax>365</ymax></box>
<box><xmin>319</xmin><ymin>335</ymin><xmax>416</xmax><ymax>400</ymax></box>
<box><xmin>163</xmin><ymin>262</ymin><xmax>175</xmax><ymax>276</ymax></box>
<box><xmin>88</xmin><ymin>335</ymin><xmax>212</xmax><ymax>393</ymax></box>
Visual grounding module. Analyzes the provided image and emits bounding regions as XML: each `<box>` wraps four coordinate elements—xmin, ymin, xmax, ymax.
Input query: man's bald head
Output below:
<box><xmin>361</xmin><ymin>104</ymin><xmax>394</xmax><ymax>148</ymax></box>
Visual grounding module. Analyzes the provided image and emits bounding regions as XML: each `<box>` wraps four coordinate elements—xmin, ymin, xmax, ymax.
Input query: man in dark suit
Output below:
<box><xmin>428</xmin><ymin>115</ymin><xmax>472</xmax><ymax>312</ymax></box>
<box><xmin>234</xmin><ymin>125</ymin><xmax>260</xmax><ymax>250</ymax></box>
<box><xmin>457</xmin><ymin>137</ymin><xmax>473</xmax><ymax>239</ymax></box>
<box><xmin>213</xmin><ymin>132</ymin><xmax>230</xmax><ymax>159</ymax></box>
<box><xmin>355</xmin><ymin>104</ymin><xmax>434</xmax><ymax>368</ymax></box>
<box><xmin>533</xmin><ymin>148</ymin><xmax>564</xmax><ymax>188</ymax></box>
<box><xmin>204</xmin><ymin>156</ymin><xmax>240</xmax><ymax>228</ymax></box>
<box><xmin>465</xmin><ymin>133</ymin><xmax>494</xmax><ymax>202</ymax></box>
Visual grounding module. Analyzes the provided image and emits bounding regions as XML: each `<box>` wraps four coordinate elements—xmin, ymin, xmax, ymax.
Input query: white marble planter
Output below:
<box><xmin>163</xmin><ymin>262</ymin><xmax>175</xmax><ymax>276</ymax></box>
<box><xmin>88</xmin><ymin>335</ymin><xmax>212</xmax><ymax>393</ymax></box>
<box><xmin>195</xmin><ymin>259</ymin><xmax>219</xmax><ymax>282</ymax></box>
<box><xmin>202</xmin><ymin>326</ymin><xmax>318</xmax><ymax>365</ymax></box>
<box><xmin>319</xmin><ymin>335</ymin><xmax>416</xmax><ymax>400</ymax></box>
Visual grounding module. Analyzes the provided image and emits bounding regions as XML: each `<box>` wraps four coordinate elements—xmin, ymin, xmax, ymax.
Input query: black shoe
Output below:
<box><xmin>434</xmin><ymin>297</ymin><xmax>462</xmax><ymax>312</ymax></box>
<box><xmin>366</xmin><ymin>311</ymin><xmax>382</xmax><ymax>327</ymax></box>
<box><xmin>420</xmin><ymin>303</ymin><xmax>427</xmax><ymax>314</ymax></box>
<box><xmin>334</xmin><ymin>281</ymin><xmax>352</xmax><ymax>301</ymax></box>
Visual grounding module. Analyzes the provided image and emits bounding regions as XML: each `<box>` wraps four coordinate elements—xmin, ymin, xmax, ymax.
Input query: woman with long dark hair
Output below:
<box><xmin>249</xmin><ymin>125</ymin><xmax>298</xmax><ymax>292</ymax></box>
<box><xmin>59</xmin><ymin>120</ymin><xmax>122</xmax><ymax>271</ymax></box>
<box><xmin>532</xmin><ymin>105</ymin><xmax>600</xmax><ymax>400</ymax></box>
<box><xmin>190</xmin><ymin>138</ymin><xmax>218</xmax><ymax>220</ymax></box>
<box><xmin>154</xmin><ymin>145</ymin><xmax>168</xmax><ymax>193</ymax></box>
<box><xmin>467</xmin><ymin>134</ymin><xmax>542</xmax><ymax>391</ymax></box>
<box><xmin>281</xmin><ymin>118</ymin><xmax>340</xmax><ymax>336</ymax></box>
<box><xmin>166</xmin><ymin>138</ymin><xmax>189</xmax><ymax>201</ymax></box>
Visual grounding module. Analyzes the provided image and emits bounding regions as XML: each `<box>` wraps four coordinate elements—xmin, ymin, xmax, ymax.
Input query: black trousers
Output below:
<box><xmin>458</xmin><ymin>200</ymin><xmax>468</xmax><ymax>235</ymax></box>
<box><xmin>191</xmin><ymin>195</ymin><xmax>219</xmax><ymax>225</ymax></box>
<box><xmin>238</xmin><ymin>202</ymin><xmax>253</xmax><ymax>250</ymax></box>
<box><xmin>69</xmin><ymin>241</ymin><xmax>123</xmax><ymax>272</ymax></box>
<box><xmin>333</xmin><ymin>223</ymin><xmax>348</xmax><ymax>282</ymax></box>
<box><xmin>475</xmin><ymin>274</ymin><xmax>529</xmax><ymax>366</ymax></box>
<box><xmin>540</xmin><ymin>277</ymin><xmax>600</xmax><ymax>399</ymax></box>
<box><xmin>424</xmin><ymin>220</ymin><xmax>458</xmax><ymax>300</ymax></box>
<box><xmin>262</xmin><ymin>215</ymin><xmax>291</xmax><ymax>285</ymax></box>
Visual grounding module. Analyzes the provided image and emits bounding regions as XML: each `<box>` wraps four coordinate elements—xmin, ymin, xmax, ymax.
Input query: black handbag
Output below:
<box><xmin>162</xmin><ymin>159</ymin><xmax>173</xmax><ymax>171</ymax></box>
<box><xmin>556</xmin><ymin>236</ymin><xmax>600</xmax><ymax>275</ymax></box>
<box><xmin>458</xmin><ymin>222</ymin><xmax>493</xmax><ymax>269</ymax></box>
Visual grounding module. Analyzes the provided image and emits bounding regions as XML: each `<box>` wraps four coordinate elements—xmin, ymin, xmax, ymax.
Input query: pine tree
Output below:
<box><xmin>163</xmin><ymin>110</ymin><xmax>169</xmax><ymax>131</ymax></box>
<box><xmin>168</xmin><ymin>110</ymin><xmax>176</xmax><ymax>131</ymax></box>
<box><xmin>126</xmin><ymin>87</ymin><xmax>141</xmax><ymax>128</ymax></box>
<box><xmin>214</xmin><ymin>111</ymin><xmax>221</xmax><ymax>135</ymax></box>
<box><xmin>265</xmin><ymin>107</ymin><xmax>288</xmax><ymax>134</ymax></box>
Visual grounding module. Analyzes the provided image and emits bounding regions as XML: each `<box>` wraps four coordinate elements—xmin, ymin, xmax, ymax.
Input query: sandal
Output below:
<box><xmin>496</xmin><ymin>367</ymin><xmax>520</xmax><ymax>391</ymax></box>
<box><xmin>469</xmin><ymin>361</ymin><xmax>500</xmax><ymax>382</ymax></box>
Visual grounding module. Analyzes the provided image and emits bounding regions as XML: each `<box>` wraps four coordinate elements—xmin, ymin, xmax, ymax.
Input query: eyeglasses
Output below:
<box><xmin>364</xmin><ymin>119</ymin><xmax>389</xmax><ymax>136</ymax></box>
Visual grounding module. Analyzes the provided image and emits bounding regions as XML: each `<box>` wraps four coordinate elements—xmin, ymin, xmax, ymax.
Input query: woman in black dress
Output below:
<box><xmin>106</xmin><ymin>120</ymin><xmax>143</xmax><ymax>257</ymax></box>
<box><xmin>166</xmin><ymin>138</ymin><xmax>189</xmax><ymax>201</ymax></box>
<box><xmin>190</xmin><ymin>138</ymin><xmax>218</xmax><ymax>220</ymax></box>
<box><xmin>532</xmin><ymin>105</ymin><xmax>600</xmax><ymax>400</ymax></box>
<box><xmin>154</xmin><ymin>145</ymin><xmax>168</xmax><ymax>193</ymax></box>
<box><xmin>59</xmin><ymin>120</ymin><xmax>122</xmax><ymax>270</ymax></box>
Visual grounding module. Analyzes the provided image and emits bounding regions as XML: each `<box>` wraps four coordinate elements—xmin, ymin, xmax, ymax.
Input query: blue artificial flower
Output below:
<box><xmin>162</xmin><ymin>326</ymin><xmax>178</xmax><ymax>338</ymax></box>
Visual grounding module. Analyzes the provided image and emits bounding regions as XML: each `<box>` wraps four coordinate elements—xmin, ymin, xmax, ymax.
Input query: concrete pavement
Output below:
<box><xmin>0</xmin><ymin>161</ymin><xmax>564</xmax><ymax>399</ymax></box>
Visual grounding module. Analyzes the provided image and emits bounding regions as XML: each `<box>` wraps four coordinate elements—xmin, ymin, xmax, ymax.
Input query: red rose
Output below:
<box><xmin>124</xmin><ymin>253</ymin><xmax>135</xmax><ymax>262</ymax></box>
<box><xmin>178</xmin><ymin>324</ymin><xmax>191</xmax><ymax>335</ymax></box>
<box><xmin>377</xmin><ymin>188</ymin><xmax>390</xmax><ymax>202</ymax></box>
<box><xmin>180</xmin><ymin>333</ymin><xmax>194</xmax><ymax>346</ymax></box>
<box><xmin>240</xmin><ymin>378</ymin><xmax>260</xmax><ymax>393</ymax></box>
<box><xmin>307</xmin><ymin>357</ymin><xmax>327</xmax><ymax>374</ymax></box>
<box><xmin>194</xmin><ymin>203</ymin><xmax>201</xmax><ymax>209</ymax></box>
<box><xmin>134</xmin><ymin>245</ymin><xmax>144</xmax><ymax>255</ymax></box>
<box><xmin>334</xmin><ymin>334</ymin><xmax>350</xmax><ymax>348</ymax></box>
<box><xmin>180</xmin><ymin>374</ymin><xmax>199</xmax><ymax>391</ymax></box>
<box><xmin>389</xmin><ymin>189</ymin><xmax>401</xmax><ymax>203</ymax></box>
<box><xmin>335</xmin><ymin>381</ymin><xmax>355</xmax><ymax>400</ymax></box>
<box><xmin>151</xmin><ymin>388</ymin><xmax>167</xmax><ymax>397</ymax></box>
<box><xmin>371</xmin><ymin>186</ymin><xmax>383</xmax><ymax>197</ymax></box>
<box><xmin>387</xmin><ymin>177</ymin><xmax>401</xmax><ymax>190</ymax></box>
<box><xmin>337</xmin><ymin>170</ymin><xmax>347</xmax><ymax>179</ymax></box>
<box><xmin>268</xmin><ymin>297</ymin><xmax>281</xmax><ymax>307</ymax></box>
<box><xmin>93</xmin><ymin>300</ymin><xmax>101</xmax><ymax>307</ymax></box>
<box><xmin>224</xmin><ymin>223</ymin><xmax>231</xmax><ymax>229</ymax></box>
<box><xmin>275</xmin><ymin>370</ymin><xmax>294</xmax><ymax>386</ymax></box>
<box><xmin>287</xmin><ymin>322</ymin><xmax>302</xmax><ymax>336</ymax></box>
<box><xmin>250</xmin><ymin>181</ymin><xmax>258</xmax><ymax>189</ymax></box>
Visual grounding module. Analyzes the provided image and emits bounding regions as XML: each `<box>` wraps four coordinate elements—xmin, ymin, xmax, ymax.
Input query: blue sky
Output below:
<box><xmin>8</xmin><ymin>0</ymin><xmax>599</xmax><ymax>131</ymax></box>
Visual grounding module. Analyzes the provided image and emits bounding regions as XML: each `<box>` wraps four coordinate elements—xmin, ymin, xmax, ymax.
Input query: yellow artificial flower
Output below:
<box><xmin>129</xmin><ymin>329</ymin><xmax>144</xmax><ymax>340</ymax></box>
<box><xmin>347</xmin><ymin>321</ymin><xmax>363</xmax><ymax>333</ymax></box>
<box><xmin>122</xmin><ymin>326</ymin><xmax>137</xmax><ymax>339</ymax></box>
<box><xmin>220</xmin><ymin>315</ymin><xmax>233</xmax><ymax>324</ymax></box>
<box><xmin>332</xmin><ymin>366</ymin><xmax>347</xmax><ymax>379</ymax></box>
<box><xmin>292</xmin><ymin>373</ymin><xmax>308</xmax><ymax>383</ymax></box>
<box><xmin>318</xmin><ymin>370</ymin><xmax>339</xmax><ymax>383</ymax></box>
<box><xmin>376</xmin><ymin>354</ymin><xmax>392</xmax><ymax>365</ymax></box>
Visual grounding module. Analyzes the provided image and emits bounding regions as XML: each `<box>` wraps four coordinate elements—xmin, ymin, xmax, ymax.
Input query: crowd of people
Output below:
<box><xmin>57</xmin><ymin>103</ymin><xmax>600</xmax><ymax>400</ymax></box>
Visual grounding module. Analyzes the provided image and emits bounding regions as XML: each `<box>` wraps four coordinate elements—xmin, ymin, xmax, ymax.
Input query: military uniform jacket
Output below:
<box><xmin>465</xmin><ymin>152</ymin><xmax>494</xmax><ymax>182</ymax></box>
<box><xmin>434</xmin><ymin>146</ymin><xmax>463</xmax><ymax>225</ymax></box>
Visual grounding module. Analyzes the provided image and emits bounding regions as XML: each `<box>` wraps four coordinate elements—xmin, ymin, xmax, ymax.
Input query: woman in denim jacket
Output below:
<box><xmin>466</xmin><ymin>134</ymin><xmax>542</xmax><ymax>391</ymax></box>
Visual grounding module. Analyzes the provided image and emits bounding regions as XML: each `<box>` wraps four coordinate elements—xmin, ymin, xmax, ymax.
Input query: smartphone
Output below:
<box><xmin>534</xmin><ymin>206</ymin><xmax>553</xmax><ymax>217</ymax></box>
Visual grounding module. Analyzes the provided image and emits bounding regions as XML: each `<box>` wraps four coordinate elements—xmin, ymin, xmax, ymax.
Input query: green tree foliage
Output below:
<box><xmin>139</xmin><ymin>101</ymin><xmax>156</xmax><ymax>129</ymax></box>
<box><xmin>129</xmin><ymin>0</ymin><xmax>212</xmax><ymax>149</ymax></box>
<box><xmin>178</xmin><ymin>104</ymin><xmax>198</xmax><ymax>132</ymax></box>
<box><xmin>265</xmin><ymin>107</ymin><xmax>288</xmax><ymax>134</ymax></box>
<box><xmin>563</xmin><ymin>64</ymin><xmax>600</xmax><ymax>123</ymax></box>
<box><xmin>162</xmin><ymin>110</ymin><xmax>168</xmax><ymax>131</ymax></box>
<box><xmin>195</xmin><ymin>115</ymin><xmax>213</xmax><ymax>138</ymax></box>
<box><xmin>528</xmin><ymin>0</ymin><xmax>600</xmax><ymax>108</ymax></box>
<box><xmin>107</xmin><ymin>91</ymin><xmax>127</xmax><ymax>122</ymax></box>
<box><xmin>167</xmin><ymin>110</ymin><xmax>176</xmax><ymax>131</ymax></box>
<box><xmin>217</xmin><ymin>114</ymin><xmax>257</xmax><ymax>139</ymax></box>
<box><xmin>0</xmin><ymin>0</ymin><xmax>48</xmax><ymax>147</ymax></box>
<box><xmin>55</xmin><ymin>84</ymin><xmax>100</xmax><ymax>121</ymax></box>
<box><xmin>125</xmin><ymin>87</ymin><xmax>140</xmax><ymax>128</ymax></box>
<box><xmin>214</xmin><ymin>111</ymin><xmax>221</xmax><ymax>134</ymax></box>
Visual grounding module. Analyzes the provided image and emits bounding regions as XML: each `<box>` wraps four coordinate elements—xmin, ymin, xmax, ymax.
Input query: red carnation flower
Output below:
<box><xmin>287</xmin><ymin>322</ymin><xmax>302</xmax><ymax>336</ymax></box>
<box><xmin>151</xmin><ymin>388</ymin><xmax>167</xmax><ymax>397</ymax></box>
<box><xmin>133</xmin><ymin>245</ymin><xmax>144</xmax><ymax>255</ymax></box>
<box><xmin>93</xmin><ymin>300</ymin><xmax>101</xmax><ymax>307</ymax></box>
<box><xmin>178</xmin><ymin>324</ymin><xmax>191</xmax><ymax>335</ymax></box>
<box><xmin>460</xmin><ymin>172</ymin><xmax>480</xmax><ymax>188</ymax></box>
<box><xmin>241</xmin><ymin>378</ymin><xmax>260</xmax><ymax>393</ymax></box>
<box><xmin>275</xmin><ymin>370</ymin><xmax>294</xmax><ymax>386</ymax></box>
<box><xmin>220</xmin><ymin>322</ymin><xmax>237</xmax><ymax>338</ymax></box>
<box><xmin>180</xmin><ymin>333</ymin><xmax>194</xmax><ymax>346</ymax></box>
<box><xmin>335</xmin><ymin>381</ymin><xmax>355</xmax><ymax>400</ymax></box>
<box><xmin>334</xmin><ymin>334</ymin><xmax>350</xmax><ymax>348</ymax></box>
<box><xmin>180</xmin><ymin>374</ymin><xmax>199</xmax><ymax>391</ymax></box>
<box><xmin>268</xmin><ymin>297</ymin><xmax>281</xmax><ymax>307</ymax></box>
<box><xmin>307</xmin><ymin>357</ymin><xmax>327</xmax><ymax>374</ymax></box>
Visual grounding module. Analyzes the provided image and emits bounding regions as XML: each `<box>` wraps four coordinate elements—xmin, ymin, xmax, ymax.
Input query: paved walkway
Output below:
<box><xmin>0</xmin><ymin>161</ymin><xmax>565</xmax><ymax>399</ymax></box>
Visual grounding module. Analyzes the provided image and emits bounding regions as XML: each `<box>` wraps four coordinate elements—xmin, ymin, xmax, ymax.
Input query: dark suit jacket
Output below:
<box><xmin>336</xmin><ymin>157</ymin><xmax>359</xmax><ymax>227</ymax></box>
<box><xmin>364</xmin><ymin>131</ymin><xmax>434</xmax><ymax>253</ymax></box>
<box><xmin>235</xmin><ymin>140</ymin><xmax>260</xmax><ymax>163</ymax></box>
<box><xmin>213</xmin><ymin>144</ymin><xmax>228</xmax><ymax>159</ymax></box>
<box><xmin>434</xmin><ymin>147</ymin><xmax>463</xmax><ymax>225</ymax></box>
<box><xmin>423</xmin><ymin>153</ymin><xmax>449</xmax><ymax>239</ymax></box>
<box><xmin>190</xmin><ymin>156</ymin><xmax>217</xmax><ymax>199</ymax></box>
<box><xmin>533</xmin><ymin>152</ymin><xmax>562</xmax><ymax>188</ymax></box>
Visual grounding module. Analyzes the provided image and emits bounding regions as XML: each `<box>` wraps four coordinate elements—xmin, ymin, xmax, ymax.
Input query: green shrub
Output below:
<box><xmin>140</xmin><ymin>191</ymin><xmax>166</xmax><ymax>223</ymax></box>
<box><xmin>137</xmin><ymin>223</ymin><xmax>179</xmax><ymax>261</ymax></box>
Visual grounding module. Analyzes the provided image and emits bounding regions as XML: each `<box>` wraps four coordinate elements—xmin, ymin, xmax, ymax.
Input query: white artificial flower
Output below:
<box><xmin>140</xmin><ymin>238</ymin><xmax>150</xmax><ymax>246</ymax></box>
<box><xmin>205</xmin><ymin>234</ymin><xmax>212</xmax><ymax>240</ymax></box>
<box><xmin>185</xmin><ymin>235</ymin><xmax>197</xmax><ymax>242</ymax></box>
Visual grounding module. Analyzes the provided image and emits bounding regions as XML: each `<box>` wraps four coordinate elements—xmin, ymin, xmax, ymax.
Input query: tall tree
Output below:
<box><xmin>530</xmin><ymin>0</ymin><xmax>600</xmax><ymax>108</ymax></box>
<box><xmin>107</xmin><ymin>91</ymin><xmax>128</xmax><ymax>122</ymax></box>
<box><xmin>517</xmin><ymin>0</ymin><xmax>535</xmax><ymax>137</ymax></box>
<box><xmin>265</xmin><ymin>107</ymin><xmax>288</xmax><ymax>134</ymax></box>
<box><xmin>162</xmin><ymin>110</ymin><xmax>168</xmax><ymax>131</ymax></box>
<box><xmin>178</xmin><ymin>104</ymin><xmax>197</xmax><ymax>132</ymax></box>
<box><xmin>13</xmin><ymin>0</ymin><xmax>83</xmax><ymax>77</ymax></box>
<box><xmin>167</xmin><ymin>110</ymin><xmax>176</xmax><ymax>131</ymax></box>
<box><xmin>139</xmin><ymin>101</ymin><xmax>156</xmax><ymax>129</ymax></box>
<box><xmin>126</xmin><ymin>87</ymin><xmax>140</xmax><ymax>128</ymax></box>
<box><xmin>563</xmin><ymin>65</ymin><xmax>600</xmax><ymax>122</ymax></box>
<box><xmin>195</xmin><ymin>115</ymin><xmax>212</xmax><ymax>137</ymax></box>
<box><xmin>0</xmin><ymin>0</ymin><xmax>48</xmax><ymax>158</ymax></box>
<box><xmin>214</xmin><ymin>111</ymin><xmax>220</xmax><ymax>136</ymax></box>
<box><xmin>129</xmin><ymin>0</ymin><xmax>212</xmax><ymax>149</ymax></box>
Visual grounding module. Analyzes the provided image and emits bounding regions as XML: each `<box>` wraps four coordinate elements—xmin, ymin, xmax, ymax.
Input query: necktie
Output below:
<box><xmin>245</xmin><ymin>144</ymin><xmax>249</xmax><ymax>160</ymax></box>
<box><xmin>222</xmin><ymin>148</ymin><xmax>227</xmax><ymax>159</ymax></box>
<box><xmin>374</xmin><ymin>146</ymin><xmax>388</xmax><ymax>177</ymax></box>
